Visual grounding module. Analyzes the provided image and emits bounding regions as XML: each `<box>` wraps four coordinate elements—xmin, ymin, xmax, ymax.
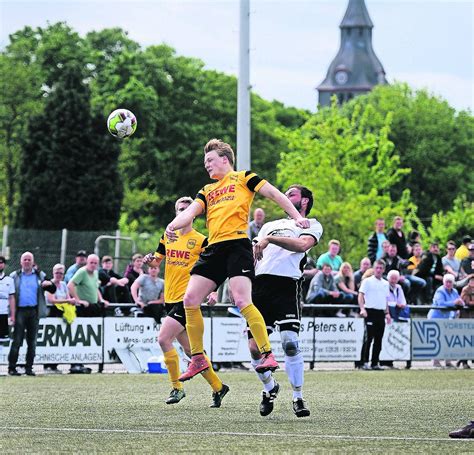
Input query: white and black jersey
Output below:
<box><xmin>254</xmin><ymin>218</ymin><xmax>323</xmax><ymax>279</ymax></box>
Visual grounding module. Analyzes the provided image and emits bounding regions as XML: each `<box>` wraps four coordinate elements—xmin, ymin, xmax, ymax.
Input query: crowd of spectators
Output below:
<box><xmin>1</xmin><ymin>213</ymin><xmax>472</xmax><ymax>374</ymax></box>
<box><xmin>305</xmin><ymin>217</ymin><xmax>473</xmax><ymax>312</ymax></box>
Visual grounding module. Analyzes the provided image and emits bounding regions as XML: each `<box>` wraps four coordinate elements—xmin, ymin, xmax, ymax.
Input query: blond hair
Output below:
<box><xmin>204</xmin><ymin>139</ymin><xmax>235</xmax><ymax>166</ymax></box>
<box><xmin>175</xmin><ymin>196</ymin><xmax>193</xmax><ymax>212</ymax></box>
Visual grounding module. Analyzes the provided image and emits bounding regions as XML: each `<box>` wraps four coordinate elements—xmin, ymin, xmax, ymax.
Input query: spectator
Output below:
<box><xmin>455</xmin><ymin>235</ymin><xmax>472</xmax><ymax>261</ymax></box>
<box><xmin>354</xmin><ymin>257</ymin><xmax>372</xmax><ymax>291</ymax></box>
<box><xmin>358</xmin><ymin>259</ymin><xmax>391</xmax><ymax>371</ymax></box>
<box><xmin>248</xmin><ymin>208</ymin><xmax>265</xmax><ymax>240</ymax></box>
<box><xmin>460</xmin><ymin>243</ymin><xmax>474</xmax><ymax>277</ymax></box>
<box><xmin>458</xmin><ymin>276</ymin><xmax>474</xmax><ymax>369</ymax></box>
<box><xmin>416</xmin><ymin>242</ymin><xmax>444</xmax><ymax>301</ymax></box>
<box><xmin>383</xmin><ymin>270</ymin><xmax>411</xmax><ymax>369</ymax></box>
<box><xmin>306</xmin><ymin>263</ymin><xmax>348</xmax><ymax>316</ymax></box>
<box><xmin>381</xmin><ymin>240</ymin><xmax>390</xmax><ymax>258</ymax></box>
<box><xmin>301</xmin><ymin>256</ymin><xmax>318</xmax><ymax>303</ymax></box>
<box><xmin>8</xmin><ymin>252</ymin><xmax>56</xmax><ymax>376</ymax></box>
<box><xmin>0</xmin><ymin>256</ymin><xmax>15</xmax><ymax>343</ymax></box>
<box><xmin>386</xmin><ymin>216</ymin><xmax>409</xmax><ymax>259</ymax></box>
<box><xmin>67</xmin><ymin>254</ymin><xmax>108</xmax><ymax>374</ymax></box>
<box><xmin>68</xmin><ymin>254</ymin><xmax>108</xmax><ymax>318</ymax></box>
<box><xmin>428</xmin><ymin>274</ymin><xmax>463</xmax><ymax>368</ymax></box>
<box><xmin>44</xmin><ymin>263</ymin><xmax>77</xmax><ymax>374</ymax></box>
<box><xmin>406</xmin><ymin>243</ymin><xmax>428</xmax><ymax>304</ymax></box>
<box><xmin>130</xmin><ymin>263</ymin><xmax>165</xmax><ymax>323</ymax></box>
<box><xmin>64</xmin><ymin>250</ymin><xmax>87</xmax><ymax>283</ymax></box>
<box><xmin>381</xmin><ymin>244</ymin><xmax>411</xmax><ymax>297</ymax></box>
<box><xmin>367</xmin><ymin>218</ymin><xmax>387</xmax><ymax>263</ymax></box>
<box><xmin>442</xmin><ymin>241</ymin><xmax>461</xmax><ymax>278</ymax></box>
<box><xmin>335</xmin><ymin>262</ymin><xmax>358</xmax><ymax>316</ymax></box>
<box><xmin>407</xmin><ymin>243</ymin><xmax>424</xmax><ymax>273</ymax></box>
<box><xmin>125</xmin><ymin>253</ymin><xmax>145</xmax><ymax>291</ymax></box>
<box><xmin>99</xmin><ymin>255</ymin><xmax>131</xmax><ymax>305</ymax></box>
<box><xmin>407</xmin><ymin>230</ymin><xmax>421</xmax><ymax>255</ymax></box>
<box><xmin>316</xmin><ymin>239</ymin><xmax>343</xmax><ymax>272</ymax></box>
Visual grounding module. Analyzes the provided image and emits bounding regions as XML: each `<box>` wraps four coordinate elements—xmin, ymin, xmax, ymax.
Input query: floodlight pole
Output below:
<box><xmin>237</xmin><ymin>0</ymin><xmax>251</xmax><ymax>171</ymax></box>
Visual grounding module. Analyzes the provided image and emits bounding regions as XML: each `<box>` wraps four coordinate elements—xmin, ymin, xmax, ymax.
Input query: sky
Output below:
<box><xmin>0</xmin><ymin>0</ymin><xmax>472</xmax><ymax>112</ymax></box>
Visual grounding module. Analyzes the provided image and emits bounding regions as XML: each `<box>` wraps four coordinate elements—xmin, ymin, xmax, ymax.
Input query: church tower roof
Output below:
<box><xmin>317</xmin><ymin>0</ymin><xmax>387</xmax><ymax>107</ymax></box>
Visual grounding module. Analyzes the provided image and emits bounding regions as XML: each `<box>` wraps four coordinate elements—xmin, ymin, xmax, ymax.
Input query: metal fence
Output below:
<box><xmin>1</xmin><ymin>226</ymin><xmax>137</xmax><ymax>277</ymax></box>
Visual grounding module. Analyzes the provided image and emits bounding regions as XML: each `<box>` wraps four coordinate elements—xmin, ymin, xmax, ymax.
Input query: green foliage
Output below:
<box><xmin>277</xmin><ymin>99</ymin><xmax>414</xmax><ymax>264</ymax></box>
<box><xmin>427</xmin><ymin>196</ymin><xmax>474</xmax><ymax>246</ymax></box>
<box><xmin>342</xmin><ymin>83</ymin><xmax>473</xmax><ymax>219</ymax></box>
<box><xmin>15</xmin><ymin>63</ymin><xmax>123</xmax><ymax>230</ymax></box>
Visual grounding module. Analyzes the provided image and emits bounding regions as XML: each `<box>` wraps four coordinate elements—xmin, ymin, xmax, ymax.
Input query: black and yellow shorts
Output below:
<box><xmin>191</xmin><ymin>238</ymin><xmax>255</xmax><ymax>288</ymax></box>
<box><xmin>165</xmin><ymin>301</ymin><xmax>187</xmax><ymax>328</ymax></box>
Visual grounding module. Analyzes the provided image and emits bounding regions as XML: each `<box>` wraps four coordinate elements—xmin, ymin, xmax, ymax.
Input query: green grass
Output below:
<box><xmin>1</xmin><ymin>369</ymin><xmax>473</xmax><ymax>453</ymax></box>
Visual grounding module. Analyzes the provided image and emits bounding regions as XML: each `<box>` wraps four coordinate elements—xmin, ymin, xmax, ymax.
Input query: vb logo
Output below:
<box><xmin>412</xmin><ymin>321</ymin><xmax>441</xmax><ymax>358</ymax></box>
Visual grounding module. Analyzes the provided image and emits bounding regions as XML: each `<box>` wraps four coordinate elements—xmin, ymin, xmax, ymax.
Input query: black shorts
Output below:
<box><xmin>248</xmin><ymin>274</ymin><xmax>302</xmax><ymax>339</ymax></box>
<box><xmin>165</xmin><ymin>302</ymin><xmax>187</xmax><ymax>328</ymax></box>
<box><xmin>191</xmin><ymin>238</ymin><xmax>254</xmax><ymax>288</ymax></box>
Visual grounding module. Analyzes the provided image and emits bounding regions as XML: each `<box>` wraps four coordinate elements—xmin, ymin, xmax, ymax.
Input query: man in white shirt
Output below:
<box><xmin>0</xmin><ymin>256</ymin><xmax>15</xmax><ymax>342</ymax></box>
<box><xmin>358</xmin><ymin>259</ymin><xmax>391</xmax><ymax>370</ymax></box>
<box><xmin>250</xmin><ymin>184</ymin><xmax>323</xmax><ymax>418</ymax></box>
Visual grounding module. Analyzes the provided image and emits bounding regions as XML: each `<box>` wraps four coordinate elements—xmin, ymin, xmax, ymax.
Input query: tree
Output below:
<box><xmin>0</xmin><ymin>54</ymin><xmax>42</xmax><ymax>224</ymax></box>
<box><xmin>15</xmin><ymin>63</ymin><xmax>122</xmax><ymax>230</ymax></box>
<box><xmin>342</xmin><ymin>83</ymin><xmax>473</xmax><ymax>219</ymax></box>
<box><xmin>277</xmin><ymin>100</ymin><xmax>414</xmax><ymax>264</ymax></box>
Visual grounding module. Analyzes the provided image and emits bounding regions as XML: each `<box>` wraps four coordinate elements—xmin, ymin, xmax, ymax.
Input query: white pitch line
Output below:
<box><xmin>0</xmin><ymin>426</ymin><xmax>471</xmax><ymax>443</ymax></box>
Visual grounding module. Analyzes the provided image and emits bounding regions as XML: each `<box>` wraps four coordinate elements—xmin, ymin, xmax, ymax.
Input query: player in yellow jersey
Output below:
<box><xmin>144</xmin><ymin>196</ymin><xmax>229</xmax><ymax>407</ymax></box>
<box><xmin>165</xmin><ymin>139</ymin><xmax>310</xmax><ymax>382</ymax></box>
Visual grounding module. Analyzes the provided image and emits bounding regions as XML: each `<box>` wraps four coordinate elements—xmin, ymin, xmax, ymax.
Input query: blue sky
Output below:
<box><xmin>0</xmin><ymin>0</ymin><xmax>472</xmax><ymax>112</ymax></box>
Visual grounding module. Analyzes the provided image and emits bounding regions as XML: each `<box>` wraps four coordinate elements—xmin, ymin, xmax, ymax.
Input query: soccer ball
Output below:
<box><xmin>107</xmin><ymin>108</ymin><xmax>137</xmax><ymax>138</ymax></box>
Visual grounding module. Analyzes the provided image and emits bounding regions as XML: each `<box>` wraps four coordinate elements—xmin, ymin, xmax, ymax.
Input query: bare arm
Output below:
<box><xmin>68</xmin><ymin>281</ymin><xmax>89</xmax><ymax>307</ymax></box>
<box><xmin>254</xmin><ymin>235</ymin><xmax>316</xmax><ymax>260</ymax></box>
<box><xmin>165</xmin><ymin>201</ymin><xmax>203</xmax><ymax>240</ymax></box>
<box><xmin>258</xmin><ymin>182</ymin><xmax>309</xmax><ymax>227</ymax></box>
<box><xmin>130</xmin><ymin>280</ymin><xmax>143</xmax><ymax>307</ymax></box>
<box><xmin>8</xmin><ymin>295</ymin><xmax>15</xmax><ymax>324</ymax></box>
<box><xmin>358</xmin><ymin>292</ymin><xmax>367</xmax><ymax>317</ymax></box>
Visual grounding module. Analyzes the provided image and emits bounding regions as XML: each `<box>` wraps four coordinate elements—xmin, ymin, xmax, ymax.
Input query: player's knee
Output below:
<box><xmin>281</xmin><ymin>330</ymin><xmax>300</xmax><ymax>357</ymax></box>
<box><xmin>183</xmin><ymin>292</ymin><xmax>200</xmax><ymax>308</ymax></box>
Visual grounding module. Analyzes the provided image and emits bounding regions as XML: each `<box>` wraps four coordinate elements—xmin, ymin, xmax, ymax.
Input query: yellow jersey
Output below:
<box><xmin>195</xmin><ymin>170</ymin><xmax>266</xmax><ymax>245</ymax></box>
<box><xmin>155</xmin><ymin>229</ymin><xmax>208</xmax><ymax>303</ymax></box>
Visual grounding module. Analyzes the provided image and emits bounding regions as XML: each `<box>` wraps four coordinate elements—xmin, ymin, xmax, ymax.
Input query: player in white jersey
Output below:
<box><xmin>249</xmin><ymin>184</ymin><xmax>323</xmax><ymax>417</ymax></box>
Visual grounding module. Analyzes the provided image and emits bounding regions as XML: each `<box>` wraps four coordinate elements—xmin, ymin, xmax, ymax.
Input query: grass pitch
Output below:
<box><xmin>1</xmin><ymin>369</ymin><xmax>472</xmax><ymax>453</ymax></box>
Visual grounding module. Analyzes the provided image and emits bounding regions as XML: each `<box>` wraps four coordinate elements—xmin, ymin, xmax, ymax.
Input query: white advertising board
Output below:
<box><xmin>0</xmin><ymin>317</ymin><xmax>103</xmax><ymax>364</ymax></box>
<box><xmin>379</xmin><ymin>322</ymin><xmax>411</xmax><ymax>361</ymax></box>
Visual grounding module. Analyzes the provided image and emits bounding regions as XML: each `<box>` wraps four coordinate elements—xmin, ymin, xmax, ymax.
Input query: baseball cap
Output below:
<box><xmin>462</xmin><ymin>235</ymin><xmax>472</xmax><ymax>244</ymax></box>
<box><xmin>76</xmin><ymin>250</ymin><xmax>87</xmax><ymax>257</ymax></box>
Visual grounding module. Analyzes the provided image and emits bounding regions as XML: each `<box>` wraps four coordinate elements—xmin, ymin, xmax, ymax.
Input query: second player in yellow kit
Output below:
<box><xmin>144</xmin><ymin>196</ymin><xmax>229</xmax><ymax>407</ymax></box>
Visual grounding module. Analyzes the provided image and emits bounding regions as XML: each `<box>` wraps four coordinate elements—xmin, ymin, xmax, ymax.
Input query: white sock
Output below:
<box><xmin>285</xmin><ymin>352</ymin><xmax>304</xmax><ymax>397</ymax></box>
<box><xmin>251</xmin><ymin>358</ymin><xmax>274</xmax><ymax>392</ymax></box>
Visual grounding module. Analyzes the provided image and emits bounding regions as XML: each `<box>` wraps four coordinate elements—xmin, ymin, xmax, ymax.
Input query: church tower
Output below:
<box><xmin>317</xmin><ymin>0</ymin><xmax>387</xmax><ymax>106</ymax></box>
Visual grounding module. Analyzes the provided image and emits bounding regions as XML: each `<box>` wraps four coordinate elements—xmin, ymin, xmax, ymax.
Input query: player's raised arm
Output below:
<box><xmin>257</xmin><ymin>182</ymin><xmax>310</xmax><ymax>228</ymax></box>
<box><xmin>165</xmin><ymin>201</ymin><xmax>203</xmax><ymax>240</ymax></box>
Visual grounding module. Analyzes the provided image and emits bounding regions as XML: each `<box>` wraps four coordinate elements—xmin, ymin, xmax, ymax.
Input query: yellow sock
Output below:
<box><xmin>185</xmin><ymin>306</ymin><xmax>205</xmax><ymax>355</ymax></box>
<box><xmin>241</xmin><ymin>304</ymin><xmax>271</xmax><ymax>353</ymax></box>
<box><xmin>163</xmin><ymin>348</ymin><xmax>183</xmax><ymax>390</ymax></box>
<box><xmin>201</xmin><ymin>354</ymin><xmax>223</xmax><ymax>393</ymax></box>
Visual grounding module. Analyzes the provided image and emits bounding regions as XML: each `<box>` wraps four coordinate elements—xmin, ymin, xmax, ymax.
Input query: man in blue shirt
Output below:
<box><xmin>8</xmin><ymin>251</ymin><xmax>56</xmax><ymax>376</ymax></box>
<box><xmin>65</xmin><ymin>250</ymin><xmax>87</xmax><ymax>284</ymax></box>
